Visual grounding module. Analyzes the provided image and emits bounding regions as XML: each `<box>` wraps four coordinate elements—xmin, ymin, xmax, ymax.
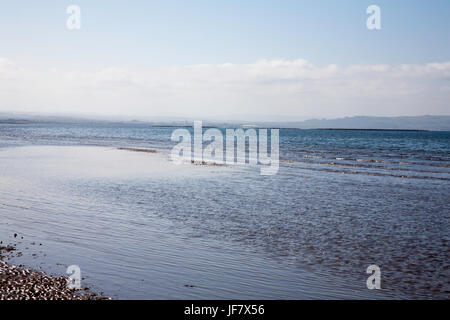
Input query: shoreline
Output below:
<box><xmin>0</xmin><ymin>241</ymin><xmax>108</xmax><ymax>300</ymax></box>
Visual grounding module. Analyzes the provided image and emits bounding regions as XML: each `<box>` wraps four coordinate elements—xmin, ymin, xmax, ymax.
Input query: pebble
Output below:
<box><xmin>1</xmin><ymin>243</ymin><xmax>108</xmax><ymax>300</ymax></box>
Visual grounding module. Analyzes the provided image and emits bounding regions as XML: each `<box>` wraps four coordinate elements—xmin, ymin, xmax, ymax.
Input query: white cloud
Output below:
<box><xmin>1</xmin><ymin>58</ymin><xmax>449</xmax><ymax>120</ymax></box>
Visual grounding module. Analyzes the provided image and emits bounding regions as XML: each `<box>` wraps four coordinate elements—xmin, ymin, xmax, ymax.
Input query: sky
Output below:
<box><xmin>0</xmin><ymin>0</ymin><xmax>449</xmax><ymax>121</ymax></box>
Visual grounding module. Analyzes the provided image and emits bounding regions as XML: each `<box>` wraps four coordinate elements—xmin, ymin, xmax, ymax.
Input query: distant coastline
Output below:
<box><xmin>1</xmin><ymin>113</ymin><xmax>449</xmax><ymax>131</ymax></box>
<box><xmin>313</xmin><ymin>128</ymin><xmax>428</xmax><ymax>132</ymax></box>
<box><xmin>0</xmin><ymin>119</ymin><xmax>33</xmax><ymax>125</ymax></box>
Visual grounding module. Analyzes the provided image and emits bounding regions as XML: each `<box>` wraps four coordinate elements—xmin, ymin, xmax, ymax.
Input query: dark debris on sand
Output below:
<box><xmin>117</xmin><ymin>147</ymin><xmax>157</xmax><ymax>153</ymax></box>
<box><xmin>1</xmin><ymin>242</ymin><xmax>108</xmax><ymax>300</ymax></box>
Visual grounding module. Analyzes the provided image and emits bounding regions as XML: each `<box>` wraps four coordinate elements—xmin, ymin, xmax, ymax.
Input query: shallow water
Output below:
<box><xmin>0</xmin><ymin>123</ymin><xmax>449</xmax><ymax>299</ymax></box>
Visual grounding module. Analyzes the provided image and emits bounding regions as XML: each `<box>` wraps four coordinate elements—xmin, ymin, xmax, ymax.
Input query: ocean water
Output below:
<box><xmin>0</xmin><ymin>122</ymin><xmax>449</xmax><ymax>299</ymax></box>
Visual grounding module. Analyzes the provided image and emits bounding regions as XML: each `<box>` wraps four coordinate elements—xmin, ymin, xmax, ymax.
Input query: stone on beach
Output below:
<box><xmin>0</xmin><ymin>243</ymin><xmax>107</xmax><ymax>300</ymax></box>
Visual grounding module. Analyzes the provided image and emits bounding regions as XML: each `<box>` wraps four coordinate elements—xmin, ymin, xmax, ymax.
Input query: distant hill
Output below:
<box><xmin>254</xmin><ymin>116</ymin><xmax>450</xmax><ymax>131</ymax></box>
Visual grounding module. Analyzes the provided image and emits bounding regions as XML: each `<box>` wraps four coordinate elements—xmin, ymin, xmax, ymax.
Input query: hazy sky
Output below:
<box><xmin>0</xmin><ymin>0</ymin><xmax>449</xmax><ymax>120</ymax></box>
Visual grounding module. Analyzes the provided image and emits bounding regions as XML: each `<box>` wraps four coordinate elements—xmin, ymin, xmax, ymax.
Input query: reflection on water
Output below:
<box><xmin>0</xmin><ymin>124</ymin><xmax>449</xmax><ymax>299</ymax></box>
